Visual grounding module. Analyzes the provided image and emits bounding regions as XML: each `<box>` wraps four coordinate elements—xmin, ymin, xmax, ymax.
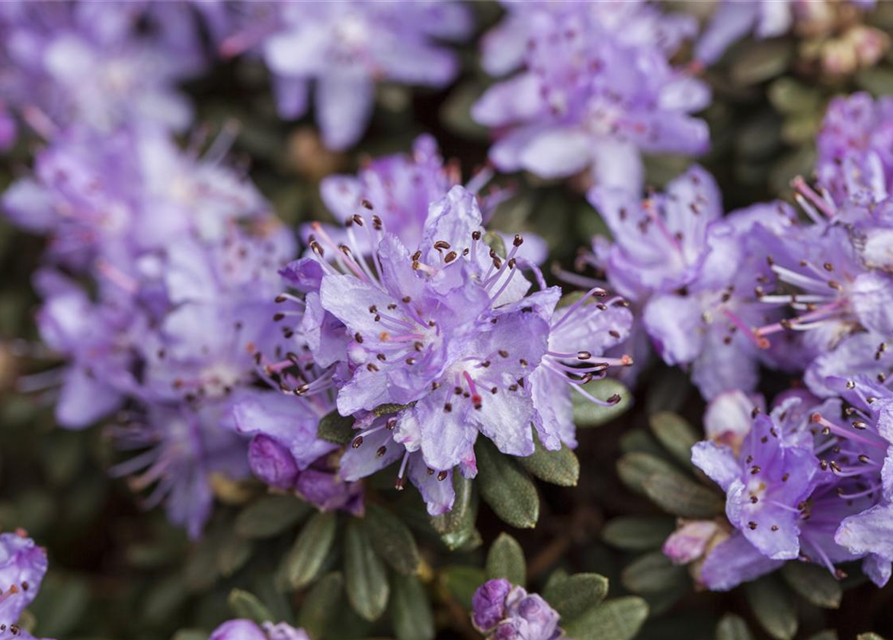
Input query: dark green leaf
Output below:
<box><xmin>172</xmin><ymin>632</ymin><xmax>207</xmax><ymax>640</ymax></box>
<box><xmin>810</xmin><ymin>632</ymin><xmax>839</xmax><ymax>640</ymax></box>
<box><xmin>517</xmin><ymin>438</ymin><xmax>579</xmax><ymax>487</ymax></box>
<box><xmin>731</xmin><ymin>40</ymin><xmax>794</xmax><ymax>86</ymax></box>
<box><xmin>374</xmin><ymin>402</ymin><xmax>414</xmax><ymax>417</ymax></box>
<box><xmin>236</xmin><ymin>495</ymin><xmax>311</xmax><ymax>539</ymax></box>
<box><xmin>602</xmin><ymin>517</ymin><xmax>675</xmax><ymax>551</ymax></box>
<box><xmin>768</xmin><ymin>78</ymin><xmax>820</xmax><ymax>114</ymax></box>
<box><xmin>390</xmin><ymin>572</ymin><xmax>435</xmax><ymax>640</ymax></box>
<box><xmin>298</xmin><ymin>572</ymin><xmax>343</xmax><ymax>637</ymax></box>
<box><xmin>717</xmin><ymin>614</ymin><xmax>754</xmax><ymax>640</ymax></box>
<box><xmin>475</xmin><ymin>439</ymin><xmax>539</xmax><ymax>529</ymax></box>
<box><xmin>643</xmin><ymin>473</ymin><xmax>725</xmax><ymax>519</ymax></box>
<box><xmin>781</xmin><ymin>562</ymin><xmax>842</xmax><ymax>609</ymax></box>
<box><xmin>441</xmin><ymin>565</ymin><xmax>486</xmax><ymax>609</ymax></box>
<box><xmin>284</xmin><ymin>510</ymin><xmax>337</xmax><ymax>589</ymax></box>
<box><xmin>345</xmin><ymin>520</ymin><xmax>389</xmax><ymax>621</ymax></box>
<box><xmin>365</xmin><ymin>503</ymin><xmax>420</xmax><ymax>576</ymax></box>
<box><xmin>317</xmin><ymin>410</ymin><xmax>354</xmax><ymax>445</ymax></box>
<box><xmin>621</xmin><ymin>551</ymin><xmax>689</xmax><ymax>594</ymax></box>
<box><xmin>644</xmin><ymin>368</ymin><xmax>692</xmax><ymax>415</ymax></box>
<box><xmin>648</xmin><ymin>412</ymin><xmax>699</xmax><ymax>468</ymax></box>
<box><xmin>856</xmin><ymin>634</ymin><xmax>886</xmax><ymax>640</ymax></box>
<box><xmin>616</xmin><ymin>452</ymin><xmax>679</xmax><ymax>494</ymax></box>
<box><xmin>746</xmin><ymin>575</ymin><xmax>798</xmax><ymax>640</ymax></box>
<box><xmin>431</xmin><ymin>474</ymin><xmax>480</xmax><ymax>550</ymax></box>
<box><xmin>486</xmin><ymin>533</ymin><xmax>526</xmax><ymax>587</ymax></box>
<box><xmin>562</xmin><ymin>597</ymin><xmax>649</xmax><ymax>640</ymax></box>
<box><xmin>574</xmin><ymin>378</ymin><xmax>632</xmax><ymax>427</ymax></box>
<box><xmin>218</xmin><ymin>531</ymin><xmax>254</xmax><ymax>577</ymax></box>
<box><xmin>227</xmin><ymin>589</ymin><xmax>273</xmax><ymax>624</ymax></box>
<box><xmin>542</xmin><ymin>573</ymin><xmax>609</xmax><ymax>620</ymax></box>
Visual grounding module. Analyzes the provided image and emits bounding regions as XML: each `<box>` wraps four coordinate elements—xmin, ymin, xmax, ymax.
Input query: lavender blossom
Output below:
<box><xmin>816</xmin><ymin>92</ymin><xmax>893</xmax><ymax>205</ymax></box>
<box><xmin>0</xmin><ymin>2</ymin><xmax>204</xmax><ymax>134</ymax></box>
<box><xmin>0</xmin><ymin>100</ymin><xmax>15</xmax><ymax>151</ymax></box>
<box><xmin>473</xmin><ymin>2</ymin><xmax>708</xmax><ymax>192</ymax></box>
<box><xmin>0</xmin><ymin>530</ymin><xmax>52</xmax><ymax>640</ymax></box>
<box><xmin>587</xmin><ymin>165</ymin><xmax>796</xmax><ymax>399</ymax></box>
<box><xmin>471</xmin><ymin>579</ymin><xmax>563</xmax><ymax>640</ymax></box>
<box><xmin>211</xmin><ymin>2</ymin><xmax>472</xmax><ymax>150</ymax></box>
<box><xmin>210</xmin><ymin>619</ymin><xmax>310</xmax><ymax>640</ymax></box>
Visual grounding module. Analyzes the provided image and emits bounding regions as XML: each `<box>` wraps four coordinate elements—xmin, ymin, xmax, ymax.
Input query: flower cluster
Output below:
<box><xmin>249</xmin><ymin>136</ymin><xmax>633</xmax><ymax>515</ymax></box>
<box><xmin>201</xmin><ymin>1</ymin><xmax>472</xmax><ymax>150</ymax></box>
<box><xmin>682</xmin><ymin>384</ymin><xmax>893</xmax><ymax>590</ymax></box>
<box><xmin>473</xmin><ymin>1</ymin><xmax>709</xmax><ymax>193</ymax></box>
<box><xmin>472</xmin><ymin>579</ymin><xmax>563</xmax><ymax>640</ymax></box>
<box><xmin>0</xmin><ymin>531</ymin><xmax>50</xmax><ymax>640</ymax></box>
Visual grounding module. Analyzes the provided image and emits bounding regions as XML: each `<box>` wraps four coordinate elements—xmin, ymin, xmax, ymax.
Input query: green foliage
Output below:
<box><xmin>517</xmin><ymin>437</ymin><xmax>580</xmax><ymax>487</ymax></box>
<box><xmin>282</xmin><ymin>510</ymin><xmax>338</xmax><ymax>589</ymax></box>
<box><xmin>746</xmin><ymin>576</ymin><xmax>798</xmax><ymax>640</ymax></box>
<box><xmin>486</xmin><ymin>533</ymin><xmax>527</xmax><ymax>587</ymax></box>
<box><xmin>475</xmin><ymin>439</ymin><xmax>540</xmax><ymax>529</ymax></box>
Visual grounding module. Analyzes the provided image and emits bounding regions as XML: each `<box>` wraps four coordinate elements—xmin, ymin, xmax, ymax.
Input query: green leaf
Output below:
<box><xmin>517</xmin><ymin>438</ymin><xmax>579</xmax><ymax>487</ymax></box>
<box><xmin>717</xmin><ymin>614</ymin><xmax>754</xmax><ymax>640</ymax></box>
<box><xmin>621</xmin><ymin>551</ymin><xmax>689</xmax><ymax>594</ymax></box>
<box><xmin>218</xmin><ymin>531</ymin><xmax>254</xmax><ymax>577</ymax></box>
<box><xmin>781</xmin><ymin>562</ymin><xmax>842</xmax><ymax>609</ymax></box>
<box><xmin>298</xmin><ymin>572</ymin><xmax>343</xmax><ymax>637</ymax></box>
<box><xmin>731</xmin><ymin>40</ymin><xmax>794</xmax><ymax>86</ymax></box>
<box><xmin>486</xmin><ymin>533</ymin><xmax>526</xmax><ymax>587</ymax></box>
<box><xmin>431</xmin><ymin>474</ymin><xmax>480</xmax><ymax>550</ymax></box>
<box><xmin>236</xmin><ymin>495</ymin><xmax>311</xmax><ymax>539</ymax></box>
<box><xmin>441</xmin><ymin>565</ymin><xmax>486</xmax><ymax>609</ymax></box>
<box><xmin>484</xmin><ymin>230</ymin><xmax>507</xmax><ymax>258</ymax></box>
<box><xmin>562</xmin><ymin>597</ymin><xmax>649</xmax><ymax>640</ymax></box>
<box><xmin>602</xmin><ymin>517</ymin><xmax>675</xmax><ymax>551</ymax></box>
<box><xmin>172</xmin><ymin>632</ymin><xmax>208</xmax><ymax>640</ymax></box>
<box><xmin>345</xmin><ymin>520</ymin><xmax>389</xmax><ymax>621</ymax></box>
<box><xmin>283</xmin><ymin>510</ymin><xmax>337</xmax><ymax>589</ymax></box>
<box><xmin>644</xmin><ymin>367</ymin><xmax>692</xmax><ymax>415</ymax></box>
<box><xmin>317</xmin><ymin>410</ymin><xmax>354</xmax><ymax>445</ymax></box>
<box><xmin>648</xmin><ymin>412</ymin><xmax>699</xmax><ymax>468</ymax></box>
<box><xmin>643</xmin><ymin>473</ymin><xmax>725</xmax><ymax>519</ymax></box>
<box><xmin>542</xmin><ymin>573</ymin><xmax>609</xmax><ymax>620</ymax></box>
<box><xmin>574</xmin><ymin>378</ymin><xmax>632</xmax><ymax>427</ymax></box>
<box><xmin>390</xmin><ymin>572</ymin><xmax>435</xmax><ymax>640</ymax></box>
<box><xmin>227</xmin><ymin>589</ymin><xmax>273</xmax><ymax>624</ymax></box>
<box><xmin>856</xmin><ymin>634</ymin><xmax>887</xmax><ymax>640</ymax></box>
<box><xmin>364</xmin><ymin>503</ymin><xmax>420</xmax><ymax>576</ymax></box>
<box><xmin>810</xmin><ymin>632</ymin><xmax>839</xmax><ymax>640</ymax></box>
<box><xmin>746</xmin><ymin>576</ymin><xmax>798</xmax><ymax>640</ymax></box>
<box><xmin>475</xmin><ymin>439</ymin><xmax>539</xmax><ymax>529</ymax></box>
<box><xmin>768</xmin><ymin>78</ymin><xmax>820</xmax><ymax>114</ymax></box>
<box><xmin>616</xmin><ymin>452</ymin><xmax>679</xmax><ymax>494</ymax></box>
<box><xmin>374</xmin><ymin>402</ymin><xmax>414</xmax><ymax>417</ymax></box>
<box><xmin>298</xmin><ymin>572</ymin><xmax>342</xmax><ymax>634</ymax></box>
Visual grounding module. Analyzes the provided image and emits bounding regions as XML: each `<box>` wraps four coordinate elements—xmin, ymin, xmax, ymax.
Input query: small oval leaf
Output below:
<box><xmin>390</xmin><ymin>572</ymin><xmax>435</xmax><ymax>640</ymax></box>
<box><xmin>717</xmin><ymin>613</ymin><xmax>755</xmax><ymax>640</ymax></box>
<box><xmin>297</xmin><ymin>572</ymin><xmax>343</xmax><ymax>637</ymax></box>
<box><xmin>284</xmin><ymin>510</ymin><xmax>337</xmax><ymax>589</ymax></box>
<box><xmin>345</xmin><ymin>520</ymin><xmax>389</xmax><ymax>621</ymax></box>
<box><xmin>781</xmin><ymin>562</ymin><xmax>842</xmax><ymax>609</ymax></box>
<box><xmin>642</xmin><ymin>473</ymin><xmax>725</xmax><ymax>519</ymax></box>
<box><xmin>517</xmin><ymin>438</ymin><xmax>579</xmax><ymax>487</ymax></box>
<box><xmin>486</xmin><ymin>533</ymin><xmax>527</xmax><ymax>587</ymax></box>
<box><xmin>542</xmin><ymin>573</ymin><xmax>609</xmax><ymax>620</ymax></box>
<box><xmin>227</xmin><ymin>589</ymin><xmax>273</xmax><ymax>625</ymax></box>
<box><xmin>574</xmin><ymin>378</ymin><xmax>632</xmax><ymax>427</ymax></box>
<box><xmin>602</xmin><ymin>516</ymin><xmax>676</xmax><ymax>551</ymax></box>
<box><xmin>235</xmin><ymin>495</ymin><xmax>311</xmax><ymax>539</ymax></box>
<box><xmin>562</xmin><ymin>596</ymin><xmax>649</xmax><ymax>640</ymax></box>
<box><xmin>365</xmin><ymin>503</ymin><xmax>420</xmax><ymax>576</ymax></box>
<box><xmin>475</xmin><ymin>439</ymin><xmax>539</xmax><ymax>529</ymax></box>
<box><xmin>746</xmin><ymin>575</ymin><xmax>798</xmax><ymax>640</ymax></box>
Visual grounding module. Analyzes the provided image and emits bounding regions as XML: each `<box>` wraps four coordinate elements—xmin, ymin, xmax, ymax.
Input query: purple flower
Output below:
<box><xmin>663</xmin><ymin>519</ymin><xmax>726</xmax><ymax>566</ymax></box>
<box><xmin>473</xmin><ymin>3</ymin><xmax>708</xmax><ymax>192</ymax></box>
<box><xmin>471</xmin><ymin>579</ymin><xmax>563</xmax><ymax>640</ymax></box>
<box><xmin>588</xmin><ymin>165</ymin><xmax>797</xmax><ymax>399</ymax></box>
<box><xmin>0</xmin><ymin>531</ymin><xmax>48</xmax><ymax>634</ymax></box>
<box><xmin>0</xmin><ymin>2</ymin><xmax>204</xmax><ymax>134</ymax></box>
<box><xmin>816</xmin><ymin>92</ymin><xmax>893</xmax><ymax>205</ymax></box>
<box><xmin>212</xmin><ymin>2</ymin><xmax>472</xmax><ymax>150</ymax></box>
<box><xmin>209</xmin><ymin>619</ymin><xmax>310</xmax><ymax>640</ymax></box>
<box><xmin>0</xmin><ymin>100</ymin><xmax>15</xmax><ymax>151</ymax></box>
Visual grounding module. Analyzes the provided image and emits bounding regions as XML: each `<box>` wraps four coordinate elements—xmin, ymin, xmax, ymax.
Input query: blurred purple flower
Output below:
<box><xmin>210</xmin><ymin>619</ymin><xmax>310</xmax><ymax>640</ymax></box>
<box><xmin>472</xmin><ymin>579</ymin><xmax>563</xmax><ymax>640</ymax></box>
<box><xmin>0</xmin><ymin>531</ymin><xmax>48</xmax><ymax>635</ymax></box>
<box><xmin>473</xmin><ymin>2</ymin><xmax>708</xmax><ymax>192</ymax></box>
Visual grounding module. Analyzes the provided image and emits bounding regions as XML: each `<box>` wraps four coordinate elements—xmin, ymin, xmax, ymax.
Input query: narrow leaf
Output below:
<box><xmin>574</xmin><ymin>378</ymin><xmax>632</xmax><ymax>427</ymax></box>
<box><xmin>621</xmin><ymin>551</ymin><xmax>689</xmax><ymax>594</ymax></box>
<box><xmin>390</xmin><ymin>572</ymin><xmax>435</xmax><ymax>640</ymax></box>
<box><xmin>781</xmin><ymin>562</ymin><xmax>842</xmax><ymax>609</ymax></box>
<box><xmin>717</xmin><ymin>614</ymin><xmax>754</xmax><ymax>640</ymax></box>
<box><xmin>284</xmin><ymin>510</ymin><xmax>337</xmax><ymax>589</ymax></box>
<box><xmin>475</xmin><ymin>439</ymin><xmax>539</xmax><ymax>529</ymax></box>
<box><xmin>227</xmin><ymin>589</ymin><xmax>273</xmax><ymax>625</ymax></box>
<box><xmin>365</xmin><ymin>503</ymin><xmax>420</xmax><ymax>576</ymax></box>
<box><xmin>218</xmin><ymin>531</ymin><xmax>254</xmax><ymax>577</ymax></box>
<box><xmin>643</xmin><ymin>473</ymin><xmax>725</xmax><ymax>519</ymax></box>
<box><xmin>542</xmin><ymin>573</ymin><xmax>609</xmax><ymax>620</ymax></box>
<box><xmin>298</xmin><ymin>572</ymin><xmax>343</xmax><ymax>637</ymax></box>
<box><xmin>562</xmin><ymin>597</ymin><xmax>649</xmax><ymax>640</ymax></box>
<box><xmin>746</xmin><ymin>576</ymin><xmax>798</xmax><ymax>640</ymax></box>
<box><xmin>345</xmin><ymin>520</ymin><xmax>389</xmax><ymax>621</ymax></box>
<box><xmin>236</xmin><ymin>495</ymin><xmax>311</xmax><ymax>539</ymax></box>
<box><xmin>517</xmin><ymin>438</ymin><xmax>579</xmax><ymax>487</ymax></box>
<box><xmin>317</xmin><ymin>410</ymin><xmax>354</xmax><ymax>445</ymax></box>
<box><xmin>616</xmin><ymin>452</ymin><xmax>679</xmax><ymax>494</ymax></box>
<box><xmin>486</xmin><ymin>533</ymin><xmax>527</xmax><ymax>587</ymax></box>
<box><xmin>431</xmin><ymin>474</ymin><xmax>480</xmax><ymax>550</ymax></box>
<box><xmin>602</xmin><ymin>517</ymin><xmax>675</xmax><ymax>551</ymax></box>
<box><xmin>649</xmin><ymin>412</ymin><xmax>699</xmax><ymax>468</ymax></box>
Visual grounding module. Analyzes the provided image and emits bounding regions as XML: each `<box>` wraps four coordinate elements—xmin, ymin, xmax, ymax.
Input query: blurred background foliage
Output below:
<box><xmin>2</xmin><ymin>2</ymin><xmax>893</xmax><ymax>639</ymax></box>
